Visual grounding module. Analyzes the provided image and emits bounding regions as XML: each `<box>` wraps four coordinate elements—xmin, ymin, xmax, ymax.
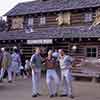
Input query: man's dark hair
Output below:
<box><xmin>13</xmin><ymin>48</ymin><xmax>18</xmax><ymax>53</ymax></box>
<box><xmin>5</xmin><ymin>48</ymin><xmax>9</xmax><ymax>52</ymax></box>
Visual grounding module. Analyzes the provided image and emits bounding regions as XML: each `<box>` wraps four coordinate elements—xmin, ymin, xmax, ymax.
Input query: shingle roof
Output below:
<box><xmin>0</xmin><ymin>26</ymin><xmax>100</xmax><ymax>40</ymax></box>
<box><xmin>5</xmin><ymin>0</ymin><xmax>100</xmax><ymax>16</ymax></box>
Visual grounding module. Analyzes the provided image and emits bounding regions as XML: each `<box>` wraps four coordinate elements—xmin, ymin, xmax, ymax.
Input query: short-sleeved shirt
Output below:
<box><xmin>59</xmin><ymin>55</ymin><xmax>73</xmax><ymax>70</ymax></box>
<box><xmin>52</xmin><ymin>52</ymin><xmax>59</xmax><ymax>58</ymax></box>
<box><xmin>45</xmin><ymin>56</ymin><xmax>58</xmax><ymax>69</ymax></box>
<box><xmin>30</xmin><ymin>53</ymin><xmax>42</xmax><ymax>69</ymax></box>
<box><xmin>11</xmin><ymin>53</ymin><xmax>21</xmax><ymax>65</ymax></box>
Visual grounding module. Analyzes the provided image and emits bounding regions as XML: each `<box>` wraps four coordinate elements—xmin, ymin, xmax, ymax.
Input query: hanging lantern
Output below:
<box><xmin>79</xmin><ymin>38</ymin><xmax>82</xmax><ymax>42</ymax></box>
<box><xmin>14</xmin><ymin>40</ymin><xmax>17</xmax><ymax>42</ymax></box>
<box><xmin>2</xmin><ymin>40</ymin><xmax>5</xmax><ymax>43</ymax></box>
<box><xmin>88</xmin><ymin>38</ymin><xmax>91</xmax><ymax>41</ymax></box>
<box><xmin>62</xmin><ymin>38</ymin><xmax>65</xmax><ymax>41</ymax></box>
<box><xmin>21</xmin><ymin>40</ymin><xmax>23</xmax><ymax>42</ymax></box>
<box><xmin>54</xmin><ymin>39</ymin><xmax>57</xmax><ymax>41</ymax></box>
<box><xmin>98</xmin><ymin>38</ymin><xmax>100</xmax><ymax>41</ymax></box>
<box><xmin>71</xmin><ymin>38</ymin><xmax>74</xmax><ymax>42</ymax></box>
<box><xmin>72</xmin><ymin>45</ymin><xmax>77</xmax><ymax>51</ymax></box>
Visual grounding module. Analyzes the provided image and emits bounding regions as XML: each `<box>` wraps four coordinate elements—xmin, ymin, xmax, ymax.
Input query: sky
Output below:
<box><xmin>0</xmin><ymin>0</ymin><xmax>34</xmax><ymax>16</ymax></box>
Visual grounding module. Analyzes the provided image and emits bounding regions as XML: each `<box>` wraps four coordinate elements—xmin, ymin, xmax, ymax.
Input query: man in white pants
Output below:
<box><xmin>30</xmin><ymin>47</ymin><xmax>42</xmax><ymax>97</ymax></box>
<box><xmin>58</xmin><ymin>49</ymin><xmax>74</xmax><ymax>99</ymax></box>
<box><xmin>0</xmin><ymin>48</ymin><xmax>12</xmax><ymax>82</ymax></box>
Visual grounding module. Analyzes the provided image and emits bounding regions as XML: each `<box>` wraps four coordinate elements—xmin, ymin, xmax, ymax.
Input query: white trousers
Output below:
<box><xmin>32</xmin><ymin>68</ymin><xmax>41</xmax><ymax>95</ymax></box>
<box><xmin>46</xmin><ymin>69</ymin><xmax>59</xmax><ymax>95</ymax></box>
<box><xmin>7</xmin><ymin>68</ymin><xmax>12</xmax><ymax>81</ymax></box>
<box><xmin>0</xmin><ymin>68</ymin><xmax>5</xmax><ymax>80</ymax></box>
<box><xmin>0</xmin><ymin>66</ymin><xmax>11</xmax><ymax>81</ymax></box>
<box><xmin>61</xmin><ymin>69</ymin><xmax>73</xmax><ymax>96</ymax></box>
<box><xmin>7</xmin><ymin>62</ymin><xmax>19</xmax><ymax>81</ymax></box>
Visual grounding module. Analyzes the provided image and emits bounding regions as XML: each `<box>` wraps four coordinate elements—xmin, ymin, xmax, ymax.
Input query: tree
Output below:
<box><xmin>0</xmin><ymin>17</ymin><xmax>6</xmax><ymax>32</ymax></box>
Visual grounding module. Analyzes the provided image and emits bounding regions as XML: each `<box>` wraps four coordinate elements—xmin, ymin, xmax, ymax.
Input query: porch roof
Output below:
<box><xmin>0</xmin><ymin>26</ymin><xmax>100</xmax><ymax>40</ymax></box>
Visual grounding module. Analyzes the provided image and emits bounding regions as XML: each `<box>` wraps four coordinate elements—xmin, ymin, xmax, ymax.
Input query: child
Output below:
<box><xmin>25</xmin><ymin>59</ymin><xmax>31</xmax><ymax>78</ymax></box>
<box><xmin>19</xmin><ymin>65</ymin><xmax>27</xmax><ymax>79</ymax></box>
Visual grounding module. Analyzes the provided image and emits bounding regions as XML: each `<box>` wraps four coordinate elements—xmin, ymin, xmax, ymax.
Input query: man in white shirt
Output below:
<box><xmin>58</xmin><ymin>49</ymin><xmax>74</xmax><ymax>99</ymax></box>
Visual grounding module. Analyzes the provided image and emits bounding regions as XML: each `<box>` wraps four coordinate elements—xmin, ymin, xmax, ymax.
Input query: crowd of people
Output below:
<box><xmin>0</xmin><ymin>46</ymin><xmax>31</xmax><ymax>83</ymax></box>
<box><xmin>0</xmin><ymin>46</ymin><xmax>74</xmax><ymax>99</ymax></box>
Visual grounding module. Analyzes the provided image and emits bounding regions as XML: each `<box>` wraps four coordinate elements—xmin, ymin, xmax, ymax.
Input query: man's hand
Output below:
<box><xmin>31</xmin><ymin>64</ymin><xmax>35</xmax><ymax>69</ymax></box>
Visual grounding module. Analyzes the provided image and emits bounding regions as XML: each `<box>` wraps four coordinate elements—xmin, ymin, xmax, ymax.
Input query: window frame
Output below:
<box><xmin>39</xmin><ymin>16</ymin><xmax>46</xmax><ymax>25</ymax></box>
<box><xmin>27</xmin><ymin>17</ymin><xmax>34</xmax><ymax>27</ymax></box>
<box><xmin>85</xmin><ymin>46</ymin><xmax>98</xmax><ymax>58</ymax></box>
<box><xmin>84</xmin><ymin>12</ymin><xmax>93</xmax><ymax>22</ymax></box>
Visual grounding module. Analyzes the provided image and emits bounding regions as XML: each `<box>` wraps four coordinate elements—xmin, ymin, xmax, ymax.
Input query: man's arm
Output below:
<box><xmin>64</xmin><ymin>55</ymin><xmax>73</xmax><ymax>69</ymax></box>
<box><xmin>30</xmin><ymin>54</ymin><xmax>35</xmax><ymax>69</ymax></box>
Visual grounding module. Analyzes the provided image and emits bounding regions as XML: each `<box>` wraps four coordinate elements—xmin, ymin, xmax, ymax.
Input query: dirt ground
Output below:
<box><xmin>0</xmin><ymin>78</ymin><xmax>100</xmax><ymax>100</ymax></box>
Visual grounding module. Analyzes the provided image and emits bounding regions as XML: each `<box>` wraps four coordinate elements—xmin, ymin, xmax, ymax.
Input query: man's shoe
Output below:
<box><xmin>8</xmin><ymin>80</ymin><xmax>12</xmax><ymax>83</ymax></box>
<box><xmin>37</xmin><ymin>93</ymin><xmax>41</xmax><ymax>96</ymax></box>
<box><xmin>32</xmin><ymin>94</ymin><xmax>37</xmax><ymax>98</ymax></box>
<box><xmin>49</xmin><ymin>94</ymin><xmax>55</xmax><ymax>98</ymax></box>
<box><xmin>60</xmin><ymin>94</ymin><xmax>68</xmax><ymax>97</ymax></box>
<box><xmin>0</xmin><ymin>79</ymin><xmax>3</xmax><ymax>83</ymax></box>
<box><xmin>68</xmin><ymin>95</ymin><xmax>74</xmax><ymax>99</ymax></box>
<box><xmin>54</xmin><ymin>93</ymin><xmax>58</xmax><ymax>97</ymax></box>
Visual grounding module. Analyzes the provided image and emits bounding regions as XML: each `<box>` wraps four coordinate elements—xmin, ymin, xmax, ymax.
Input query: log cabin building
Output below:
<box><xmin>1</xmin><ymin>0</ymin><xmax>100</xmax><ymax>60</ymax></box>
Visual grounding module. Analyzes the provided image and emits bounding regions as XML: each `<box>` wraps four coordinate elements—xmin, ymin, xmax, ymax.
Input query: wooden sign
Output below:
<box><xmin>27</xmin><ymin>39</ymin><xmax>53</xmax><ymax>44</ymax></box>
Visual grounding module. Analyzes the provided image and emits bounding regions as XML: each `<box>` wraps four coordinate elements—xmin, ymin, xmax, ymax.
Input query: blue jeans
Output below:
<box><xmin>32</xmin><ymin>68</ymin><xmax>41</xmax><ymax>95</ymax></box>
<box><xmin>46</xmin><ymin>69</ymin><xmax>60</xmax><ymax>95</ymax></box>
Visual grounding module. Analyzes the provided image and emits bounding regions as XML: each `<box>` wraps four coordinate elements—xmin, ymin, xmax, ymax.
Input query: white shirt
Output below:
<box><xmin>59</xmin><ymin>55</ymin><xmax>73</xmax><ymax>69</ymax></box>
<box><xmin>52</xmin><ymin>52</ymin><xmax>59</xmax><ymax>58</ymax></box>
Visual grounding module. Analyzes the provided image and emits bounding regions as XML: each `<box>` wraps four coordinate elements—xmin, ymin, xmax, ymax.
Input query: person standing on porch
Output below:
<box><xmin>44</xmin><ymin>50</ymin><xmax>60</xmax><ymax>97</ymax></box>
<box><xmin>30</xmin><ymin>47</ymin><xmax>43</xmax><ymax>97</ymax></box>
<box><xmin>58</xmin><ymin>49</ymin><xmax>74</xmax><ymax>99</ymax></box>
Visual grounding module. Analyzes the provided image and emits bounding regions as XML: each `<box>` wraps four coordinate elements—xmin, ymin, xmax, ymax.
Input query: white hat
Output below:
<box><xmin>1</xmin><ymin>47</ymin><xmax>5</xmax><ymax>51</ymax></box>
<box><xmin>13</xmin><ymin>46</ymin><xmax>17</xmax><ymax>49</ymax></box>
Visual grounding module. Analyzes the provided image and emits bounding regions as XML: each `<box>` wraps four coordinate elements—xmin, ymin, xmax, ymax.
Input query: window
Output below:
<box><xmin>11</xmin><ymin>17</ymin><xmax>24</xmax><ymax>29</ymax></box>
<box><xmin>63</xmin><ymin>12</ymin><xmax>71</xmax><ymax>25</ymax></box>
<box><xmin>56</xmin><ymin>12</ymin><xmax>71</xmax><ymax>25</ymax></box>
<box><xmin>86</xmin><ymin>47</ymin><xmax>97</xmax><ymax>57</ymax></box>
<box><xmin>84</xmin><ymin>13</ymin><xmax>93</xmax><ymax>22</ymax></box>
<box><xmin>24</xmin><ymin>17</ymin><xmax>34</xmax><ymax>33</ymax></box>
<box><xmin>28</xmin><ymin>17</ymin><xmax>34</xmax><ymax>26</ymax></box>
<box><xmin>40</xmin><ymin>17</ymin><xmax>46</xmax><ymax>25</ymax></box>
